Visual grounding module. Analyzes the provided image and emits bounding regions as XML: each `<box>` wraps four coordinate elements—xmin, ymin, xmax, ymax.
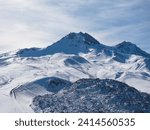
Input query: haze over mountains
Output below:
<box><xmin>0</xmin><ymin>32</ymin><xmax>150</xmax><ymax>112</ymax></box>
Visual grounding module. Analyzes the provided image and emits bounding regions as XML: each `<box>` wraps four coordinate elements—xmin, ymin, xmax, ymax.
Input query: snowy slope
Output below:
<box><xmin>0</xmin><ymin>32</ymin><xmax>150</xmax><ymax>112</ymax></box>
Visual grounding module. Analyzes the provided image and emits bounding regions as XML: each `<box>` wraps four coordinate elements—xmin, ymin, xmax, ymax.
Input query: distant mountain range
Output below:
<box><xmin>0</xmin><ymin>32</ymin><xmax>150</xmax><ymax>112</ymax></box>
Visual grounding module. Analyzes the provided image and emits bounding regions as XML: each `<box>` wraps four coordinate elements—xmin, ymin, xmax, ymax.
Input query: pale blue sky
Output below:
<box><xmin>0</xmin><ymin>0</ymin><xmax>150</xmax><ymax>53</ymax></box>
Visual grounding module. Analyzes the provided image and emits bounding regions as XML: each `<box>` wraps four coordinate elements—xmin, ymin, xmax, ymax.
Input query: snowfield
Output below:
<box><xmin>0</xmin><ymin>32</ymin><xmax>150</xmax><ymax>112</ymax></box>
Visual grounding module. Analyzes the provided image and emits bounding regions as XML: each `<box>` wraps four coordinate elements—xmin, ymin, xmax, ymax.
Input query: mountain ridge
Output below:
<box><xmin>115</xmin><ymin>41</ymin><xmax>150</xmax><ymax>58</ymax></box>
<box><xmin>14</xmin><ymin>32</ymin><xmax>150</xmax><ymax>58</ymax></box>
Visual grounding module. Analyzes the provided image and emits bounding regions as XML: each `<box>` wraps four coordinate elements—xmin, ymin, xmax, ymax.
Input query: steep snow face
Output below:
<box><xmin>10</xmin><ymin>77</ymin><xmax>72</xmax><ymax>97</ymax></box>
<box><xmin>31</xmin><ymin>78</ymin><xmax>150</xmax><ymax>113</ymax></box>
<box><xmin>16</xmin><ymin>32</ymin><xmax>105</xmax><ymax>57</ymax></box>
<box><xmin>9</xmin><ymin>77</ymin><xmax>72</xmax><ymax>111</ymax></box>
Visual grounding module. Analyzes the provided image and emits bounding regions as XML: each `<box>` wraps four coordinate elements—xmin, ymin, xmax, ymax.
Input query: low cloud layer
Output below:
<box><xmin>0</xmin><ymin>0</ymin><xmax>149</xmax><ymax>53</ymax></box>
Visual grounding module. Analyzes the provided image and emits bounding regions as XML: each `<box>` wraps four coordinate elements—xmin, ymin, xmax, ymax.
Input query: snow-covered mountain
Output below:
<box><xmin>0</xmin><ymin>32</ymin><xmax>150</xmax><ymax>112</ymax></box>
<box><xmin>16</xmin><ymin>32</ymin><xmax>105</xmax><ymax>57</ymax></box>
<box><xmin>115</xmin><ymin>41</ymin><xmax>150</xmax><ymax>58</ymax></box>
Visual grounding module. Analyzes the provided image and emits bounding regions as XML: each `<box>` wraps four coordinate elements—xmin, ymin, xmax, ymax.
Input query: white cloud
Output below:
<box><xmin>0</xmin><ymin>0</ymin><xmax>149</xmax><ymax>53</ymax></box>
<box><xmin>0</xmin><ymin>0</ymin><xmax>84</xmax><ymax>52</ymax></box>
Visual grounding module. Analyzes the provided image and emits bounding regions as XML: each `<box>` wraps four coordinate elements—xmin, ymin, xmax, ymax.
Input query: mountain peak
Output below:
<box><xmin>63</xmin><ymin>32</ymin><xmax>100</xmax><ymax>45</ymax></box>
<box><xmin>44</xmin><ymin>32</ymin><xmax>105</xmax><ymax>54</ymax></box>
<box><xmin>16</xmin><ymin>32</ymin><xmax>104</xmax><ymax>57</ymax></box>
<box><xmin>65</xmin><ymin>32</ymin><xmax>83</xmax><ymax>39</ymax></box>
<box><xmin>115</xmin><ymin>41</ymin><xmax>150</xmax><ymax>58</ymax></box>
<box><xmin>116</xmin><ymin>41</ymin><xmax>136</xmax><ymax>48</ymax></box>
